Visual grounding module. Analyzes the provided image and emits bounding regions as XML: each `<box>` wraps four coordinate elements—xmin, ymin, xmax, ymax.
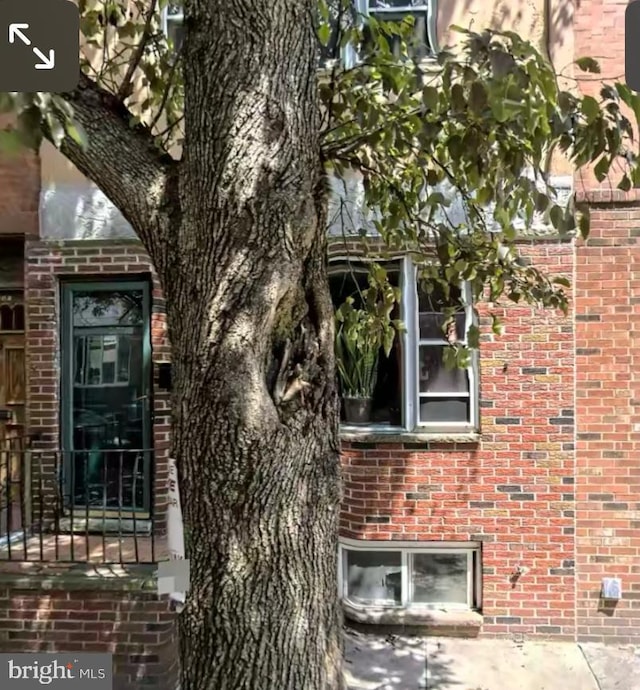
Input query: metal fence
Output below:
<box><xmin>0</xmin><ymin>438</ymin><xmax>156</xmax><ymax>564</ymax></box>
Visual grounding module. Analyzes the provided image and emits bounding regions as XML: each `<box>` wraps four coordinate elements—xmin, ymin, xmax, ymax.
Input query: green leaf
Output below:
<box><xmin>451</xmin><ymin>83</ymin><xmax>466</xmax><ymax>111</ymax></box>
<box><xmin>578</xmin><ymin>209</ymin><xmax>590</xmax><ymax>239</ymax></box>
<box><xmin>549</xmin><ymin>205</ymin><xmax>563</xmax><ymax>230</ymax></box>
<box><xmin>581</xmin><ymin>95</ymin><xmax>600</xmax><ymax>123</ymax></box>
<box><xmin>490</xmin><ymin>315</ymin><xmax>503</xmax><ymax>336</ymax></box>
<box><xmin>469</xmin><ymin>81</ymin><xmax>487</xmax><ymax>115</ymax></box>
<box><xmin>422</xmin><ymin>86</ymin><xmax>439</xmax><ymax>111</ymax></box>
<box><xmin>594</xmin><ymin>157</ymin><xmax>609</xmax><ymax>182</ymax></box>
<box><xmin>466</xmin><ymin>324</ymin><xmax>480</xmax><ymax>349</ymax></box>
<box><xmin>318</xmin><ymin>22</ymin><xmax>331</xmax><ymax>47</ymax></box>
<box><xmin>618</xmin><ymin>174</ymin><xmax>632</xmax><ymax>192</ymax></box>
<box><xmin>65</xmin><ymin>121</ymin><xmax>88</xmax><ymax>150</ymax></box>
<box><xmin>491</xmin><ymin>100</ymin><xmax>507</xmax><ymax>122</ymax></box>
<box><xmin>576</xmin><ymin>56</ymin><xmax>601</xmax><ymax>73</ymax></box>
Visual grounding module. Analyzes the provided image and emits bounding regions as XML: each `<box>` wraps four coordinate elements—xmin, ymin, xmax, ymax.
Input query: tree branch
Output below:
<box><xmin>53</xmin><ymin>72</ymin><xmax>177</xmax><ymax>259</ymax></box>
<box><xmin>149</xmin><ymin>51</ymin><xmax>183</xmax><ymax>133</ymax></box>
<box><xmin>117</xmin><ymin>0</ymin><xmax>159</xmax><ymax>101</ymax></box>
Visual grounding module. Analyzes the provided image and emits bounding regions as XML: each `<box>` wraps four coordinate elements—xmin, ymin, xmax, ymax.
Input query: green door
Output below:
<box><xmin>61</xmin><ymin>281</ymin><xmax>152</xmax><ymax>514</ymax></box>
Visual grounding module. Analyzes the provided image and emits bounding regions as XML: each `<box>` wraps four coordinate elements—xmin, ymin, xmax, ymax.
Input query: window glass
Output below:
<box><xmin>419</xmin><ymin>346</ymin><xmax>468</xmax><ymax>394</ymax></box>
<box><xmin>329</xmin><ymin>261</ymin><xmax>402</xmax><ymax>426</ymax></box>
<box><xmin>346</xmin><ymin>550</ymin><xmax>402</xmax><ymax>605</ymax></box>
<box><xmin>366</xmin><ymin>2</ymin><xmax>432</xmax><ymax>60</ymax></box>
<box><xmin>418</xmin><ymin>282</ymin><xmax>464</xmax><ymax>341</ymax></box>
<box><xmin>0</xmin><ymin>293</ymin><xmax>24</xmax><ymax>331</ymax></box>
<box><xmin>167</xmin><ymin>18</ymin><xmax>184</xmax><ymax>50</ymax></box>
<box><xmin>417</xmin><ymin>280</ymin><xmax>472</xmax><ymax>425</ymax></box>
<box><xmin>72</xmin><ymin>290</ymin><xmax>143</xmax><ymax>327</ymax></box>
<box><xmin>411</xmin><ymin>553</ymin><xmax>469</xmax><ymax>605</ymax></box>
<box><xmin>369</xmin><ymin>1</ymin><xmax>429</xmax><ymax>7</ymax></box>
<box><xmin>419</xmin><ymin>398</ymin><xmax>470</xmax><ymax>424</ymax></box>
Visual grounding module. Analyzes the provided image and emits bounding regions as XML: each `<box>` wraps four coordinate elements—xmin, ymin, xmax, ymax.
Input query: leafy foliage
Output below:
<box><xmin>0</xmin><ymin>0</ymin><xmax>638</xmax><ymax>358</ymax></box>
<box><xmin>334</xmin><ymin>263</ymin><xmax>403</xmax><ymax>398</ymax></box>
<box><xmin>321</xmin><ymin>8</ymin><xmax>639</xmax><ymax>318</ymax></box>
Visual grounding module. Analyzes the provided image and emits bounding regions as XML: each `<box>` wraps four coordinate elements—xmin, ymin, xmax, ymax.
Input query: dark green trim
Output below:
<box><xmin>59</xmin><ymin>279</ymin><xmax>153</xmax><ymax>512</ymax></box>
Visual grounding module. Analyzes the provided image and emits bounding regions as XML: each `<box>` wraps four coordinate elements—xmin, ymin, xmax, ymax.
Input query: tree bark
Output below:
<box><xmin>56</xmin><ymin>73</ymin><xmax>177</xmax><ymax>259</ymax></box>
<box><xmin>52</xmin><ymin>0</ymin><xmax>343</xmax><ymax>686</ymax></box>
<box><xmin>164</xmin><ymin>1</ymin><xmax>344</xmax><ymax>688</ymax></box>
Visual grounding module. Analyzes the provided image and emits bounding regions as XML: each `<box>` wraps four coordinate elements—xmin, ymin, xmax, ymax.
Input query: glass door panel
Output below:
<box><xmin>62</xmin><ymin>284</ymin><xmax>151</xmax><ymax>513</ymax></box>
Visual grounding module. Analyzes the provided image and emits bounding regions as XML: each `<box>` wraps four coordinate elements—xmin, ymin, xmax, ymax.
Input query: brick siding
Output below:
<box><xmin>571</xmin><ymin>0</ymin><xmax>640</xmax><ymax>643</ymax></box>
<box><xmin>0</xmin><ymin>569</ymin><xmax>178</xmax><ymax>690</ymax></box>
<box><xmin>0</xmin><ymin>0</ymin><xmax>637</xmax><ymax>651</ymax></box>
<box><xmin>574</xmin><ymin>208</ymin><xmax>640</xmax><ymax>642</ymax></box>
<box><xmin>339</xmin><ymin>240</ymin><xmax>577</xmax><ymax>638</ymax></box>
<box><xmin>0</xmin><ymin>145</ymin><xmax>39</xmax><ymax>238</ymax></box>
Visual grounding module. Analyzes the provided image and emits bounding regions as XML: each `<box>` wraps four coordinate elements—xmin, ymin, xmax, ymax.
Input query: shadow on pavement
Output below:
<box><xmin>344</xmin><ymin>627</ymin><xmax>464</xmax><ymax>690</ymax></box>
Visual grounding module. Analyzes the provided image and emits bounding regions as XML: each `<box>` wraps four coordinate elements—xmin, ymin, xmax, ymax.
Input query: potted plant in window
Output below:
<box><xmin>334</xmin><ymin>266</ymin><xmax>403</xmax><ymax>424</ymax></box>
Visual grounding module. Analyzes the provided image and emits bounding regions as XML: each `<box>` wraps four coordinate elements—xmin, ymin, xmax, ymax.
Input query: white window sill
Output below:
<box><xmin>343</xmin><ymin>600</ymin><xmax>483</xmax><ymax>630</ymax></box>
<box><xmin>339</xmin><ymin>425</ymin><xmax>480</xmax><ymax>444</ymax></box>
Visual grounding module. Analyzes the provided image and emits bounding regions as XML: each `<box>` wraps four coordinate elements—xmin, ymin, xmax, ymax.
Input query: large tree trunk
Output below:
<box><xmin>162</xmin><ymin>1</ymin><xmax>344</xmax><ymax>688</ymax></box>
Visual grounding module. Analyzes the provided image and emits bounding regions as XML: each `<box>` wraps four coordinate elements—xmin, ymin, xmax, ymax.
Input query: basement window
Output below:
<box><xmin>339</xmin><ymin>540</ymin><xmax>481</xmax><ymax>610</ymax></box>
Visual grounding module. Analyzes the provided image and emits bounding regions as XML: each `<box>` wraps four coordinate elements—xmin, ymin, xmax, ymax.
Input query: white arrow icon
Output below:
<box><xmin>33</xmin><ymin>47</ymin><xmax>55</xmax><ymax>70</ymax></box>
<box><xmin>8</xmin><ymin>23</ymin><xmax>30</xmax><ymax>46</ymax></box>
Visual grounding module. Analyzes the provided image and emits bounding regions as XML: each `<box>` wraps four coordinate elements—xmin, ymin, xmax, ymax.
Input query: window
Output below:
<box><xmin>163</xmin><ymin>3</ymin><xmax>184</xmax><ymax>51</ymax></box>
<box><xmin>319</xmin><ymin>1</ymin><xmax>437</xmax><ymax>69</ymax></box>
<box><xmin>340</xmin><ymin>540</ymin><xmax>481</xmax><ymax>610</ymax></box>
<box><xmin>418</xmin><ymin>282</ymin><xmax>474</xmax><ymax>426</ymax></box>
<box><xmin>0</xmin><ymin>294</ymin><xmax>24</xmax><ymax>332</ymax></box>
<box><xmin>329</xmin><ymin>256</ymin><xmax>478</xmax><ymax>432</ymax></box>
<box><xmin>366</xmin><ymin>0</ymin><xmax>435</xmax><ymax>61</ymax></box>
<box><xmin>163</xmin><ymin>1</ymin><xmax>436</xmax><ymax>67</ymax></box>
<box><xmin>330</xmin><ymin>260</ymin><xmax>403</xmax><ymax>426</ymax></box>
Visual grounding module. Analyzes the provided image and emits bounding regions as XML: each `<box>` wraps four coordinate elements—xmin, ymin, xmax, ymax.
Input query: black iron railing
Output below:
<box><xmin>0</xmin><ymin>439</ymin><xmax>156</xmax><ymax>564</ymax></box>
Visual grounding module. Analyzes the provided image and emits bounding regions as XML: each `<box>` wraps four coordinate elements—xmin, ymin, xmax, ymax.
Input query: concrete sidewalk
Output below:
<box><xmin>344</xmin><ymin>628</ymin><xmax>640</xmax><ymax>690</ymax></box>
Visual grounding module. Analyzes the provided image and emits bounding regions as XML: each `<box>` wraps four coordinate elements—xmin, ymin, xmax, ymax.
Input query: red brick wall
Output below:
<box><xmin>574</xmin><ymin>208</ymin><xmax>640</xmax><ymax>642</ymax></box>
<box><xmin>0</xmin><ymin>571</ymin><xmax>179</xmax><ymax>690</ymax></box>
<box><xmin>571</xmin><ymin>0</ymin><xmax>640</xmax><ymax>643</ymax></box>
<box><xmin>24</xmin><ymin>239</ymin><xmax>171</xmax><ymax>533</ymax></box>
<box><xmin>0</xmin><ymin>146</ymin><xmax>39</xmax><ymax>238</ymax></box>
<box><xmin>339</xmin><ymin>241</ymin><xmax>577</xmax><ymax>637</ymax></box>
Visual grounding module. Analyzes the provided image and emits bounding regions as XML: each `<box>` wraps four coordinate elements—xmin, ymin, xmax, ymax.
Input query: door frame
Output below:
<box><xmin>60</xmin><ymin>280</ymin><xmax>153</xmax><ymax>516</ymax></box>
<box><xmin>0</xmin><ymin>297</ymin><xmax>27</xmax><ymax>530</ymax></box>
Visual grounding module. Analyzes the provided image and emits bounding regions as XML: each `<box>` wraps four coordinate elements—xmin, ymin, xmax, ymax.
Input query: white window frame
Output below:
<box><xmin>338</xmin><ymin>538</ymin><xmax>481</xmax><ymax>611</ymax></box>
<box><xmin>331</xmin><ymin>255</ymin><xmax>479</xmax><ymax>433</ymax></box>
<box><xmin>411</xmin><ymin>273</ymin><xmax>479</xmax><ymax>431</ymax></box>
<box><xmin>367</xmin><ymin>0</ymin><xmax>438</xmax><ymax>50</ymax></box>
<box><xmin>162</xmin><ymin>2</ymin><xmax>438</xmax><ymax>68</ymax></box>
<box><xmin>162</xmin><ymin>4</ymin><xmax>183</xmax><ymax>45</ymax></box>
<box><xmin>342</xmin><ymin>0</ymin><xmax>438</xmax><ymax>68</ymax></box>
